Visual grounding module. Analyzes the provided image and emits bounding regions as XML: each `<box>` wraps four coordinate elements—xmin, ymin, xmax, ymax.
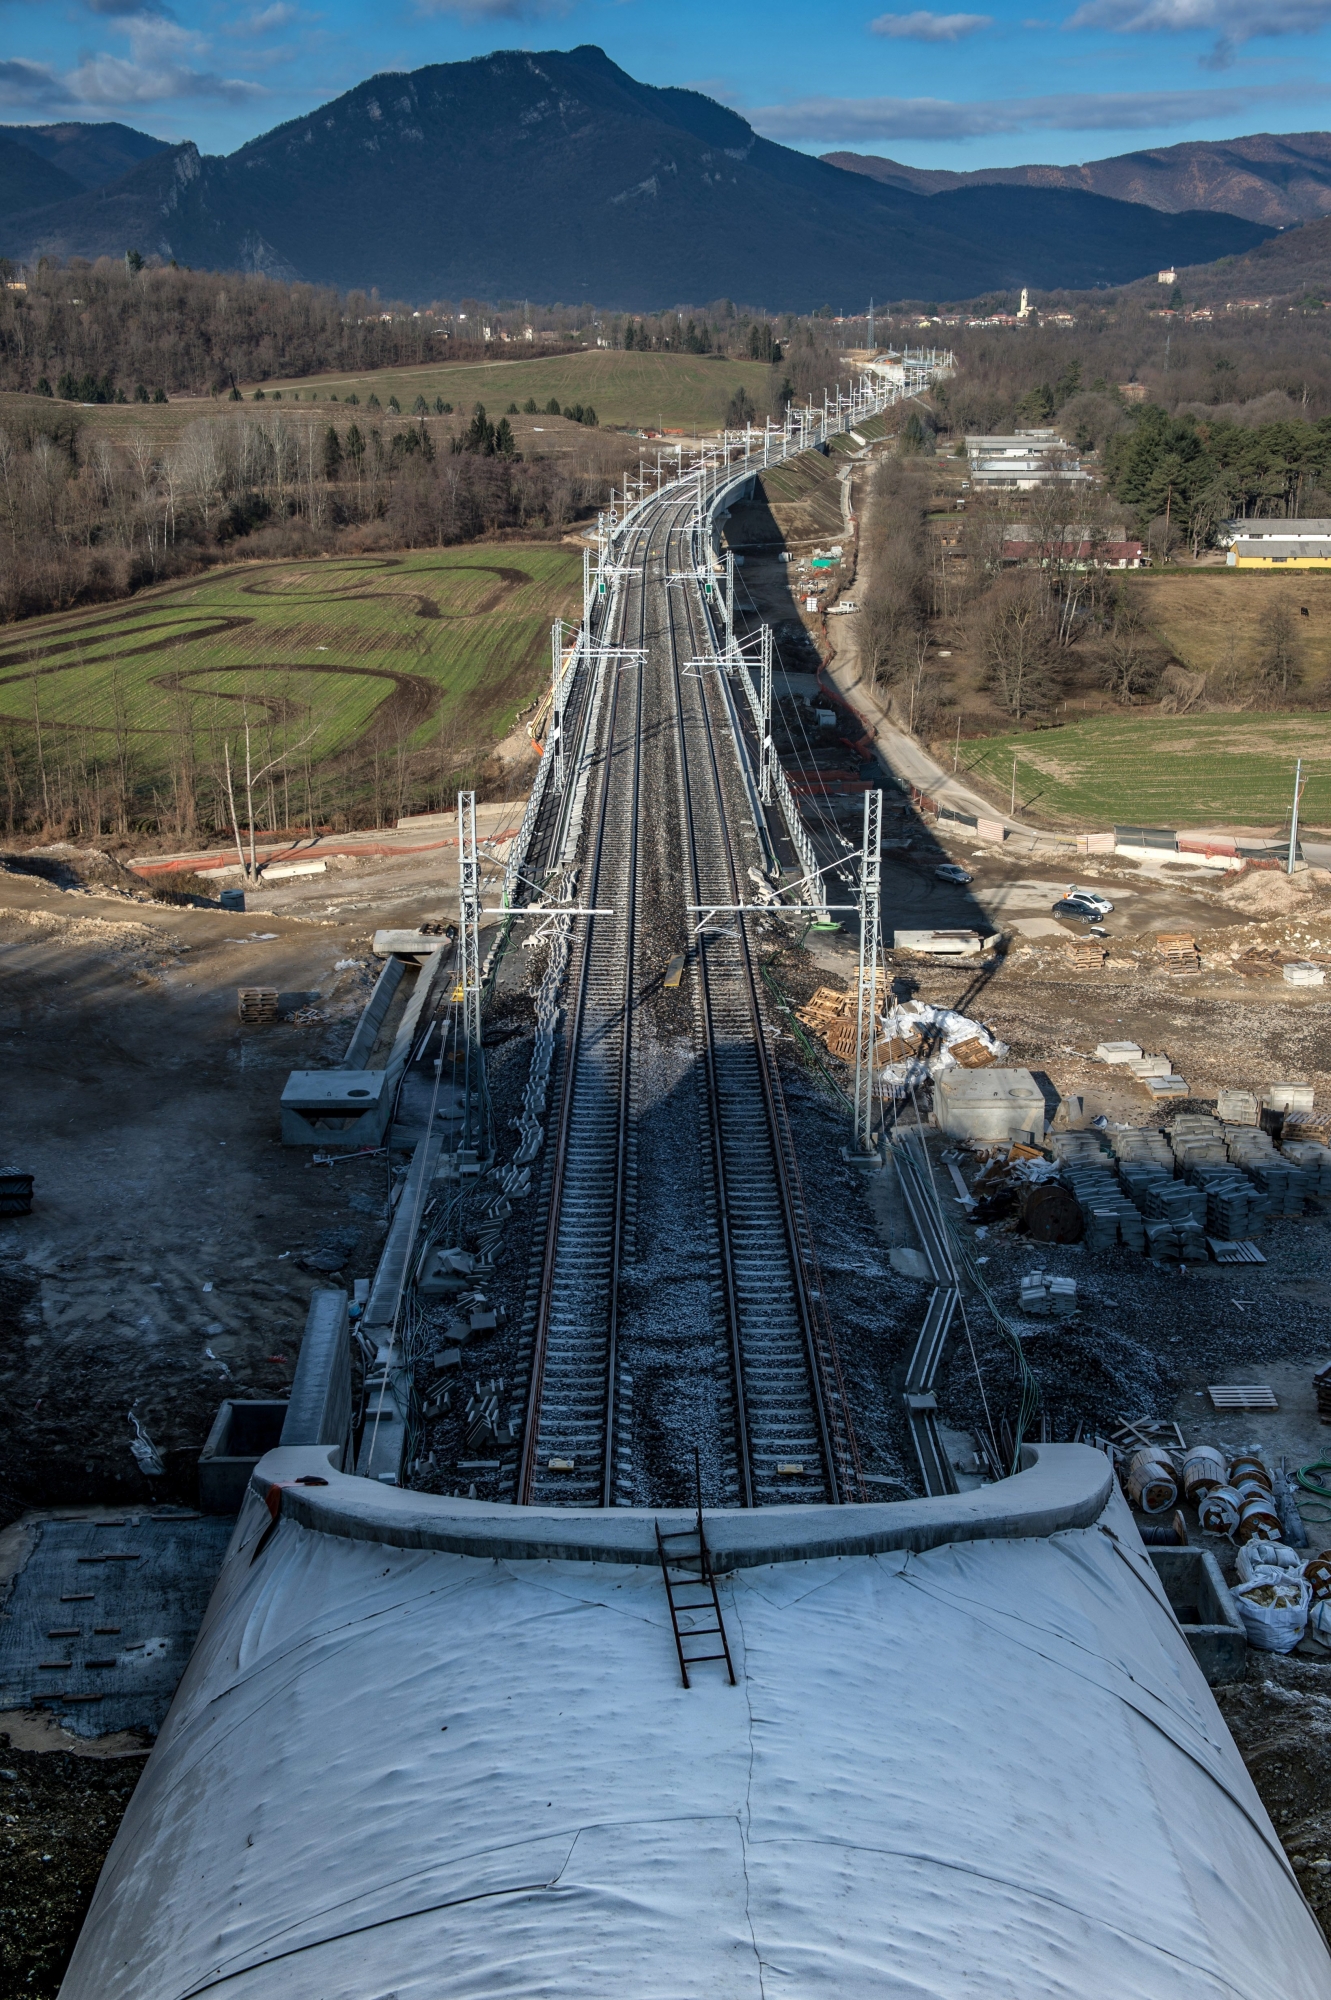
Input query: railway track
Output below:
<box><xmin>513</xmin><ymin>488</ymin><xmax>860</xmax><ymax>1509</ymax></box>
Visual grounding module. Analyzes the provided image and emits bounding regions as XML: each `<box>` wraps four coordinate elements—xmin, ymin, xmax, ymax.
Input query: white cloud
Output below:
<box><xmin>414</xmin><ymin>0</ymin><xmax>570</xmax><ymax>16</ymax></box>
<box><xmin>0</xmin><ymin>18</ymin><xmax>265</xmax><ymax>110</ymax></box>
<box><xmin>869</xmin><ymin>11</ymin><xmax>992</xmax><ymax>40</ymax></box>
<box><xmin>1066</xmin><ymin>0</ymin><xmax>1331</xmax><ymax>62</ymax></box>
<box><xmin>0</xmin><ymin>58</ymin><xmax>68</xmax><ymax>109</ymax></box>
<box><xmin>752</xmin><ymin>80</ymin><xmax>1326</xmax><ymax>142</ymax></box>
<box><xmin>70</xmin><ymin>21</ymin><xmax>265</xmax><ymax>103</ymax></box>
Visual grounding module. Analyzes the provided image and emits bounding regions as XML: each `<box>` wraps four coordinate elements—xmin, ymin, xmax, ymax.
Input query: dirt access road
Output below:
<box><xmin>0</xmin><ymin>862</ymin><xmax>440</xmax><ymax>1524</ymax></box>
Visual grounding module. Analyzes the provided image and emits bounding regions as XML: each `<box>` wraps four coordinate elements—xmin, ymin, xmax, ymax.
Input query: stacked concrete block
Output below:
<box><xmin>1196</xmin><ymin>1170</ymin><xmax>1266</xmax><ymax>1239</ymax></box>
<box><xmin>1224</xmin><ymin>1125</ymin><xmax>1309</xmax><ymax>1214</ymax></box>
<box><xmin>1019</xmin><ymin>1271</ymin><xmax>1078</xmax><ymax>1318</ymax></box>
<box><xmin>1118</xmin><ymin>1160</ymin><xmax>1173</xmax><ymax>1207</ymax></box>
<box><xmin>1111</xmin><ymin>1128</ymin><xmax>1175</xmax><ymax>1169</ymax></box>
<box><xmin>1217</xmin><ymin>1089</ymin><xmax>1260</xmax><ymax>1125</ymax></box>
<box><xmin>1266</xmin><ymin>1083</ymin><xmax>1315</xmax><ymax>1115</ymax></box>
<box><xmin>1280</xmin><ymin>1139</ymin><xmax>1331</xmax><ymax>1195</ymax></box>
<box><xmin>1170</xmin><ymin>1114</ymin><xmax>1229</xmax><ymax>1174</ymax></box>
<box><xmin>1095</xmin><ymin>1041</ymin><xmax>1142</xmax><ymax>1064</ymax></box>
<box><xmin>1047</xmin><ymin>1132</ymin><xmax>1110</xmax><ymax>1166</ymax></box>
<box><xmin>1063</xmin><ymin>1162</ymin><xmax>1146</xmax><ymax>1250</ymax></box>
<box><xmin>1144</xmin><ymin>1218</ymin><xmax>1208</xmax><ymax>1263</ymax></box>
<box><xmin>1140</xmin><ymin>1179</ymin><xmax>1207</xmax><ymax>1227</ymax></box>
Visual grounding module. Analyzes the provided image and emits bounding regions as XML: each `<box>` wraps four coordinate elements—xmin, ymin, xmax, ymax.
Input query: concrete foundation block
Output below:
<box><xmin>199</xmin><ymin>1400</ymin><xmax>288</xmax><ymax>1513</ymax></box>
<box><xmin>1147</xmin><ymin>1546</ymin><xmax>1247</xmax><ymax>1684</ymax></box>
<box><xmin>934</xmin><ymin>1067</ymin><xmax>1046</xmax><ymax>1146</ymax></box>
<box><xmin>280</xmin><ymin>1068</ymin><xmax>393</xmax><ymax>1149</ymax></box>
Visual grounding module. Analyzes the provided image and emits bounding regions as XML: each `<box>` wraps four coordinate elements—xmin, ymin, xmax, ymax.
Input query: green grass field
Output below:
<box><xmin>242</xmin><ymin>349</ymin><xmax>777</xmax><ymax>434</ymax></box>
<box><xmin>961</xmin><ymin>712</ymin><xmax>1331</xmax><ymax>830</ymax></box>
<box><xmin>0</xmin><ymin>546</ymin><xmax>579</xmax><ymax>799</ymax></box>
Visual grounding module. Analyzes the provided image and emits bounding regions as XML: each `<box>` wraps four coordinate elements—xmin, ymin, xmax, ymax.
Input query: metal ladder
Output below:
<box><xmin>654</xmin><ymin>1457</ymin><xmax>736</xmax><ymax>1688</ymax></box>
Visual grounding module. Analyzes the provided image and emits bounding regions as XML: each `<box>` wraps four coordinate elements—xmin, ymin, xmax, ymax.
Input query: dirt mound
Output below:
<box><xmin>0</xmin><ymin>906</ymin><xmax>183</xmax><ymax>976</ymax></box>
<box><xmin>1218</xmin><ymin>865</ymin><xmax>1331</xmax><ymax>918</ymax></box>
<box><xmin>1</xmin><ymin>845</ymin><xmax>146</xmax><ymax>898</ymax></box>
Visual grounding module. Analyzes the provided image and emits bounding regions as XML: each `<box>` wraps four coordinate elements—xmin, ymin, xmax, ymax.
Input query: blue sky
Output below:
<box><xmin>2</xmin><ymin>0</ymin><xmax>1330</xmax><ymax>167</ymax></box>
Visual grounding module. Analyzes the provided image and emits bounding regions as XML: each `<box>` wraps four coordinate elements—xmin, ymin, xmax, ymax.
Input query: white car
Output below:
<box><xmin>935</xmin><ymin>864</ymin><xmax>973</xmax><ymax>885</ymax></box>
<box><xmin>1053</xmin><ymin>888</ymin><xmax>1114</xmax><ymax>919</ymax></box>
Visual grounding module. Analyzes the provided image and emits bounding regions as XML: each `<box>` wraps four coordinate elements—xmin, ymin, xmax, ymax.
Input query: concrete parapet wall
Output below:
<box><xmin>280</xmin><ymin>1289</ymin><xmax>350</xmax><ymax>1461</ymax></box>
<box><xmin>251</xmin><ymin>1441</ymin><xmax>1115</xmax><ymax>1569</ymax></box>
<box><xmin>342</xmin><ymin>955</ymin><xmax>405</xmax><ymax>1069</ymax></box>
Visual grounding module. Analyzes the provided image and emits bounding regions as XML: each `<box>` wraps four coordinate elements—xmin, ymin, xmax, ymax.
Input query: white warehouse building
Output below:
<box><xmin>966</xmin><ymin>429</ymin><xmax>1091</xmax><ymax>490</ymax></box>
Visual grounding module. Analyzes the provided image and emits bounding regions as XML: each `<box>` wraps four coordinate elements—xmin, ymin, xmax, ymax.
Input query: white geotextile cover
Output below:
<box><xmin>62</xmin><ymin>1490</ymin><xmax>1329</xmax><ymax>2000</ymax></box>
<box><xmin>876</xmin><ymin>1001</ymin><xmax>1009</xmax><ymax>1091</ymax></box>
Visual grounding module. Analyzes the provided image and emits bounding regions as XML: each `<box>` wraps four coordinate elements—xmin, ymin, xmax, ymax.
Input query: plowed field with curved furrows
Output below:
<box><xmin>0</xmin><ymin>546</ymin><xmax>580</xmax><ymax>788</ymax></box>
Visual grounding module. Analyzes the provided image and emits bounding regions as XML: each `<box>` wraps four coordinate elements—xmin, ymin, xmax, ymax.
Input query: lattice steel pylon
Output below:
<box><xmin>457</xmin><ymin>789</ymin><xmax>484</xmax><ymax>1151</ymax></box>
<box><xmin>852</xmin><ymin>789</ymin><xmax>883</xmax><ymax>1153</ymax></box>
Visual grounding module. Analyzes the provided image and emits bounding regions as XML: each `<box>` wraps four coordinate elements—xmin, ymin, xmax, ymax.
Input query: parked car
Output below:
<box><xmin>1053</xmin><ymin>890</ymin><xmax>1114</xmax><ymax>921</ymax></box>
<box><xmin>935</xmin><ymin>864</ymin><xmax>973</xmax><ymax>885</ymax></box>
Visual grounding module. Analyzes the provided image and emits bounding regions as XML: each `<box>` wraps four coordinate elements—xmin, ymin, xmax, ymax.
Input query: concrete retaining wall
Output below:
<box><xmin>250</xmin><ymin>1441</ymin><xmax>1115</xmax><ymax>1570</ymax></box>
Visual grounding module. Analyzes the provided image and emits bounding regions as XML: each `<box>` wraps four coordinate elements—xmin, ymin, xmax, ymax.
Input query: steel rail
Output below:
<box><xmin>666</xmin><ymin>509</ymin><xmax>845</xmax><ymax>1506</ymax></box>
<box><xmin>515</xmin><ymin>516</ymin><xmax>651</xmax><ymax>1507</ymax></box>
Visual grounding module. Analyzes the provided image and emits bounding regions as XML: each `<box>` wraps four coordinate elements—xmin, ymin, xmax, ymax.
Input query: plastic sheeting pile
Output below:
<box><xmin>59</xmin><ymin>1478</ymin><xmax>1331</xmax><ymax>1999</ymax></box>
<box><xmin>876</xmin><ymin>999</ymin><xmax>1008</xmax><ymax>1093</ymax></box>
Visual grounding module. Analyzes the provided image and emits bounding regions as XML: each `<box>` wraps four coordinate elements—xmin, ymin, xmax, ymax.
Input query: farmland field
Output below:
<box><xmin>243</xmin><ymin>349</ymin><xmax>777</xmax><ymax>434</ymax></box>
<box><xmin>0</xmin><ymin>545</ymin><xmax>579</xmax><ymax>805</ymax></box>
<box><xmin>1131</xmin><ymin>569</ymin><xmax>1331</xmax><ymax>695</ymax></box>
<box><xmin>960</xmin><ymin>711</ymin><xmax>1331</xmax><ymax>830</ymax></box>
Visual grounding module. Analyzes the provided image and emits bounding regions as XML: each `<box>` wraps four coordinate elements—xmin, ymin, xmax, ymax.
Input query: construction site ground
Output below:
<box><xmin>4</xmin><ymin>810</ymin><xmax>1331</xmax><ymax>1984</ymax></box>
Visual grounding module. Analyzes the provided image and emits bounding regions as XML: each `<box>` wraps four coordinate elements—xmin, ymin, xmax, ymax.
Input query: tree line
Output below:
<box><xmin>0</xmin><ymin>401</ymin><xmax>637</xmax><ymax>622</ymax></box>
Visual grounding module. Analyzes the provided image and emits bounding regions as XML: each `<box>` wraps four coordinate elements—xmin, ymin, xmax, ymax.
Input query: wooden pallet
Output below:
<box><xmin>1207</xmin><ymin>1383</ymin><xmax>1278</xmax><ymax>1410</ymax></box>
<box><xmin>237</xmin><ymin>986</ymin><xmax>279</xmax><ymax>1025</ymax></box>
<box><xmin>1156</xmin><ymin>931</ymin><xmax>1201</xmax><ymax>974</ymax></box>
<box><xmin>1206</xmin><ymin>1238</ymin><xmax>1266</xmax><ymax>1264</ymax></box>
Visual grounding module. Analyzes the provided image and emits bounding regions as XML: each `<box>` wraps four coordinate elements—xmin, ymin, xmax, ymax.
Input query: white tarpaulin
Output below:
<box><xmin>60</xmin><ymin>1476</ymin><xmax>1330</xmax><ymax>2000</ymax></box>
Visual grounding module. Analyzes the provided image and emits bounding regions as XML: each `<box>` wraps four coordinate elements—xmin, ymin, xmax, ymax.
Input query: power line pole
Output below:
<box><xmin>853</xmin><ymin>788</ymin><xmax>883</xmax><ymax>1154</ymax></box>
<box><xmin>1289</xmin><ymin>757</ymin><xmax>1304</xmax><ymax>875</ymax></box>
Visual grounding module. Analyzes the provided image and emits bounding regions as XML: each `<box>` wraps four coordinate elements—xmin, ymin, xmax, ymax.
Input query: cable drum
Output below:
<box><xmin>1181</xmin><ymin>1445</ymin><xmax>1226</xmax><ymax>1504</ymax></box>
<box><xmin>1303</xmin><ymin>1552</ymin><xmax>1331</xmax><ymax>1600</ymax></box>
<box><xmin>1198</xmin><ymin>1485</ymin><xmax>1242</xmax><ymax>1536</ymax></box>
<box><xmin>1236</xmin><ymin>1495</ymin><xmax>1284</xmax><ymax>1545</ymax></box>
<box><xmin>1126</xmin><ymin>1450</ymin><xmax>1179</xmax><ymax>1514</ymax></box>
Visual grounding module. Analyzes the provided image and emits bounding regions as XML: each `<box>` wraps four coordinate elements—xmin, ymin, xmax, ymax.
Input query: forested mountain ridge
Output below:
<box><xmin>0</xmin><ymin>47</ymin><xmax>1271</xmax><ymax>308</ymax></box>
<box><xmin>826</xmin><ymin>132</ymin><xmax>1331</xmax><ymax>230</ymax></box>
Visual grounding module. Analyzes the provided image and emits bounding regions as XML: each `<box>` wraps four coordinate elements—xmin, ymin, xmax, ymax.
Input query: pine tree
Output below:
<box><xmin>322</xmin><ymin>426</ymin><xmax>344</xmax><ymax>479</ymax></box>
